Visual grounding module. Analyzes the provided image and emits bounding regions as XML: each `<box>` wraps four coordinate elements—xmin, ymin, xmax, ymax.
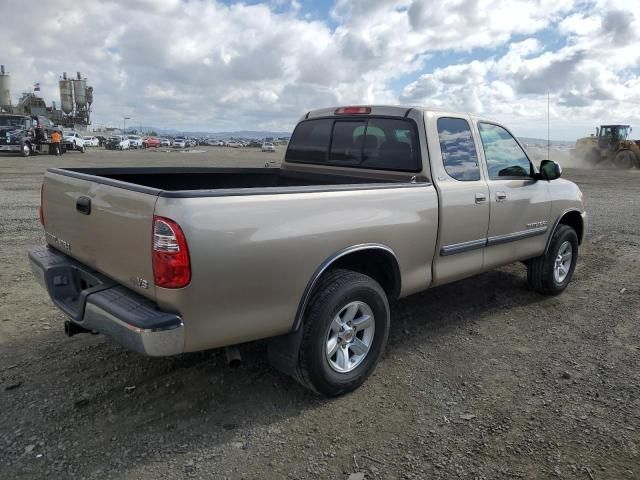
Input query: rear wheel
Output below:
<box><xmin>527</xmin><ymin>225</ymin><xmax>578</xmax><ymax>295</ymax></box>
<box><xmin>294</xmin><ymin>269</ymin><xmax>390</xmax><ymax>396</ymax></box>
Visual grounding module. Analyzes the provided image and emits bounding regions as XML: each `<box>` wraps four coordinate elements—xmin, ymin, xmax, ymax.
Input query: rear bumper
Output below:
<box><xmin>28</xmin><ymin>246</ymin><xmax>184</xmax><ymax>356</ymax></box>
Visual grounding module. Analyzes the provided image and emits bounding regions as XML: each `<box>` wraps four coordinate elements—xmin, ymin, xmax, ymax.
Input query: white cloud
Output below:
<box><xmin>0</xmin><ymin>0</ymin><xmax>638</xmax><ymax>138</ymax></box>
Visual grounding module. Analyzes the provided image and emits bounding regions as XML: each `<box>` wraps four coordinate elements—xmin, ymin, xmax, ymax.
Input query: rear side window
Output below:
<box><xmin>437</xmin><ymin>117</ymin><xmax>480</xmax><ymax>181</ymax></box>
<box><xmin>286</xmin><ymin>117</ymin><xmax>420</xmax><ymax>172</ymax></box>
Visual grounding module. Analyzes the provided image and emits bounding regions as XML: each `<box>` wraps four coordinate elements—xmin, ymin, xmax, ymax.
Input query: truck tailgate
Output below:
<box><xmin>42</xmin><ymin>171</ymin><xmax>158</xmax><ymax>300</ymax></box>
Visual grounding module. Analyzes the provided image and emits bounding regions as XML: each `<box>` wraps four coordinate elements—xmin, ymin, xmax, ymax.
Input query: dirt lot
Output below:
<box><xmin>1</xmin><ymin>147</ymin><xmax>639</xmax><ymax>480</ymax></box>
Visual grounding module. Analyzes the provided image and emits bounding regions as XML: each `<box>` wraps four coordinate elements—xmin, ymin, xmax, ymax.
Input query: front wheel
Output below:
<box><xmin>294</xmin><ymin>269</ymin><xmax>390</xmax><ymax>396</ymax></box>
<box><xmin>21</xmin><ymin>143</ymin><xmax>31</xmax><ymax>157</ymax></box>
<box><xmin>527</xmin><ymin>225</ymin><xmax>578</xmax><ymax>295</ymax></box>
<box><xmin>614</xmin><ymin>150</ymin><xmax>634</xmax><ymax>169</ymax></box>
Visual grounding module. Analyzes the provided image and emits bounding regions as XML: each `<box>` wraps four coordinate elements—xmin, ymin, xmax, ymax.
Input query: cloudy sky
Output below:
<box><xmin>2</xmin><ymin>0</ymin><xmax>639</xmax><ymax>139</ymax></box>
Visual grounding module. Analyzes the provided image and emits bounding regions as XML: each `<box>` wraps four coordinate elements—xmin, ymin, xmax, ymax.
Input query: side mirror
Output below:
<box><xmin>539</xmin><ymin>160</ymin><xmax>562</xmax><ymax>181</ymax></box>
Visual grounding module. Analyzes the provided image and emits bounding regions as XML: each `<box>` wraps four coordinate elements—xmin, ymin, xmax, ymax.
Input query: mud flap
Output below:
<box><xmin>267</xmin><ymin>327</ymin><xmax>304</xmax><ymax>376</ymax></box>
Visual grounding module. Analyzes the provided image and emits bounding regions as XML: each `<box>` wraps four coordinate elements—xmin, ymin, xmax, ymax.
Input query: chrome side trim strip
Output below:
<box><xmin>441</xmin><ymin>226</ymin><xmax>549</xmax><ymax>256</ymax></box>
<box><xmin>440</xmin><ymin>238</ymin><xmax>487</xmax><ymax>256</ymax></box>
<box><xmin>487</xmin><ymin>226</ymin><xmax>548</xmax><ymax>246</ymax></box>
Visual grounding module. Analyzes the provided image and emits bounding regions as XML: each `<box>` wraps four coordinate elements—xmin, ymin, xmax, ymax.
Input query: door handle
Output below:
<box><xmin>475</xmin><ymin>193</ymin><xmax>487</xmax><ymax>204</ymax></box>
<box><xmin>495</xmin><ymin>191</ymin><xmax>507</xmax><ymax>202</ymax></box>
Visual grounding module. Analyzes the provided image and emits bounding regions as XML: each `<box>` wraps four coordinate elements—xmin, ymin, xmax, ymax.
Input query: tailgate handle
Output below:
<box><xmin>76</xmin><ymin>196</ymin><xmax>91</xmax><ymax>215</ymax></box>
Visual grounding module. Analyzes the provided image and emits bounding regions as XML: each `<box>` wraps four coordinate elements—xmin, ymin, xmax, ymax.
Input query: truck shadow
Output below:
<box><xmin>386</xmin><ymin>265</ymin><xmax>546</xmax><ymax>349</ymax></box>
<box><xmin>1</xmin><ymin>265</ymin><xmax>548</xmax><ymax>477</ymax></box>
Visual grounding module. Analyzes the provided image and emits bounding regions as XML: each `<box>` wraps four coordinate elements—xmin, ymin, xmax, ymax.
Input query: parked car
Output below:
<box><xmin>127</xmin><ymin>135</ymin><xmax>143</xmax><ymax>149</ymax></box>
<box><xmin>62</xmin><ymin>131</ymin><xmax>86</xmax><ymax>152</ymax></box>
<box><xmin>143</xmin><ymin>137</ymin><xmax>161</xmax><ymax>148</ymax></box>
<box><xmin>160</xmin><ymin>138</ymin><xmax>171</xmax><ymax>147</ymax></box>
<box><xmin>172</xmin><ymin>138</ymin><xmax>186</xmax><ymax>148</ymax></box>
<box><xmin>82</xmin><ymin>136</ymin><xmax>100</xmax><ymax>147</ymax></box>
<box><xmin>261</xmin><ymin>142</ymin><xmax>276</xmax><ymax>152</ymax></box>
<box><xmin>226</xmin><ymin>141</ymin><xmax>242</xmax><ymax>148</ymax></box>
<box><xmin>105</xmin><ymin>135</ymin><xmax>130</xmax><ymax>150</ymax></box>
<box><xmin>29</xmin><ymin>105</ymin><xmax>585</xmax><ymax>397</ymax></box>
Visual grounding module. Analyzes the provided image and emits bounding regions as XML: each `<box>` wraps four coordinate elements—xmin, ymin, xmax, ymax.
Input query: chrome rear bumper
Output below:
<box><xmin>28</xmin><ymin>246</ymin><xmax>184</xmax><ymax>356</ymax></box>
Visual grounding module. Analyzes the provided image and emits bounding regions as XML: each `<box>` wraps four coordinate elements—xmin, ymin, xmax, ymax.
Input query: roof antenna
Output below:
<box><xmin>547</xmin><ymin>91</ymin><xmax>550</xmax><ymax>160</ymax></box>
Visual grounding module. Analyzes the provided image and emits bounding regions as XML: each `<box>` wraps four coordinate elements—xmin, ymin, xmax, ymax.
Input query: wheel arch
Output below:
<box><xmin>545</xmin><ymin>209</ymin><xmax>584</xmax><ymax>254</ymax></box>
<box><xmin>292</xmin><ymin>244</ymin><xmax>401</xmax><ymax>332</ymax></box>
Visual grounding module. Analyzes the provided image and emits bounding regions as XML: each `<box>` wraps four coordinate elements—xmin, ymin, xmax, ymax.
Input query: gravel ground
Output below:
<box><xmin>0</xmin><ymin>147</ymin><xmax>639</xmax><ymax>480</ymax></box>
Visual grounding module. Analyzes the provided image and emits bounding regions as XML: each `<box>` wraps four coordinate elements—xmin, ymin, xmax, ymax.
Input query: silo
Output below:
<box><xmin>59</xmin><ymin>73</ymin><xmax>74</xmax><ymax>114</ymax></box>
<box><xmin>73</xmin><ymin>72</ymin><xmax>87</xmax><ymax>108</ymax></box>
<box><xmin>0</xmin><ymin>65</ymin><xmax>11</xmax><ymax>110</ymax></box>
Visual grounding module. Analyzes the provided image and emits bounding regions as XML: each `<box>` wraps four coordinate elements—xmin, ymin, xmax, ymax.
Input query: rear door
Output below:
<box><xmin>428</xmin><ymin>114</ymin><xmax>490</xmax><ymax>285</ymax></box>
<box><xmin>475</xmin><ymin>122</ymin><xmax>551</xmax><ymax>269</ymax></box>
<box><xmin>42</xmin><ymin>171</ymin><xmax>159</xmax><ymax>299</ymax></box>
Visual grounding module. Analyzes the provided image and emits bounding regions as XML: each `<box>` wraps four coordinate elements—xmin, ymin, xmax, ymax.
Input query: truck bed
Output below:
<box><xmin>50</xmin><ymin>167</ymin><xmax>411</xmax><ymax>197</ymax></box>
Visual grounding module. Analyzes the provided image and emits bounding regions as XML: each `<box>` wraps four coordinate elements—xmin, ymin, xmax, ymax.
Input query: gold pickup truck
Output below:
<box><xmin>29</xmin><ymin>105</ymin><xmax>586</xmax><ymax>396</ymax></box>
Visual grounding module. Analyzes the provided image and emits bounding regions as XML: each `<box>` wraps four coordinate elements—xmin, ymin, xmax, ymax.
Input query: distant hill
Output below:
<box><xmin>519</xmin><ymin>137</ymin><xmax>574</xmax><ymax>147</ymax></box>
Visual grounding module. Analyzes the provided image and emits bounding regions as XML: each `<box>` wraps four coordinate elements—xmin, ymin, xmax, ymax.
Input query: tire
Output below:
<box><xmin>21</xmin><ymin>143</ymin><xmax>31</xmax><ymax>157</ymax></box>
<box><xmin>527</xmin><ymin>225</ymin><xmax>578</xmax><ymax>295</ymax></box>
<box><xmin>80</xmin><ymin>145</ymin><xmax>86</xmax><ymax>153</ymax></box>
<box><xmin>294</xmin><ymin>269</ymin><xmax>390</xmax><ymax>396</ymax></box>
<box><xmin>614</xmin><ymin>150</ymin><xmax>634</xmax><ymax>169</ymax></box>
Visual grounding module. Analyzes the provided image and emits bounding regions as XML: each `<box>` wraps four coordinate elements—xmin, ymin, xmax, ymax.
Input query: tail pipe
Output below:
<box><xmin>225</xmin><ymin>346</ymin><xmax>242</xmax><ymax>368</ymax></box>
<box><xmin>64</xmin><ymin>320</ymin><xmax>91</xmax><ymax>337</ymax></box>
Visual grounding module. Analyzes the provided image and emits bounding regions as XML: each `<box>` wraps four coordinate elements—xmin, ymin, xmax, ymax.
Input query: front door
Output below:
<box><xmin>429</xmin><ymin>115</ymin><xmax>490</xmax><ymax>285</ymax></box>
<box><xmin>475</xmin><ymin>122</ymin><xmax>552</xmax><ymax>270</ymax></box>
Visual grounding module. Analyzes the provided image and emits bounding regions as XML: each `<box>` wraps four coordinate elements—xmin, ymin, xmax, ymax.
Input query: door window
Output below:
<box><xmin>437</xmin><ymin>117</ymin><xmax>481</xmax><ymax>181</ymax></box>
<box><xmin>478</xmin><ymin>123</ymin><xmax>532</xmax><ymax>179</ymax></box>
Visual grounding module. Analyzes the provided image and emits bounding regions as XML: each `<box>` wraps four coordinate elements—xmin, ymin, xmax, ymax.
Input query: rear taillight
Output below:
<box><xmin>152</xmin><ymin>216</ymin><xmax>191</xmax><ymax>288</ymax></box>
<box><xmin>39</xmin><ymin>184</ymin><xmax>45</xmax><ymax>227</ymax></box>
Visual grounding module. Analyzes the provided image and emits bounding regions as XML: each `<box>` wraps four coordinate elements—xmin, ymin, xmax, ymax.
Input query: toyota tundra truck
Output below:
<box><xmin>29</xmin><ymin>106</ymin><xmax>586</xmax><ymax>396</ymax></box>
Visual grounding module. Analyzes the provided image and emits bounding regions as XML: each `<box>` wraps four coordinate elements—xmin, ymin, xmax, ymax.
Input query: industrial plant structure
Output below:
<box><xmin>0</xmin><ymin>66</ymin><xmax>94</xmax><ymax>128</ymax></box>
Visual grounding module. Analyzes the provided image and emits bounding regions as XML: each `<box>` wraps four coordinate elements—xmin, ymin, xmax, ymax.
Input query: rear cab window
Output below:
<box><xmin>286</xmin><ymin>117</ymin><xmax>421</xmax><ymax>172</ymax></box>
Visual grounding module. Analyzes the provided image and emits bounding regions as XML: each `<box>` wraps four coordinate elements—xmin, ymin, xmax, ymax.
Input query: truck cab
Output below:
<box><xmin>0</xmin><ymin>113</ymin><xmax>44</xmax><ymax>156</ymax></box>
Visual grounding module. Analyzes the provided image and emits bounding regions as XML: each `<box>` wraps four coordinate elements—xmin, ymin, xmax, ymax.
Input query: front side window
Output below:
<box><xmin>478</xmin><ymin>123</ymin><xmax>532</xmax><ymax>179</ymax></box>
<box><xmin>437</xmin><ymin>117</ymin><xmax>480</xmax><ymax>181</ymax></box>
